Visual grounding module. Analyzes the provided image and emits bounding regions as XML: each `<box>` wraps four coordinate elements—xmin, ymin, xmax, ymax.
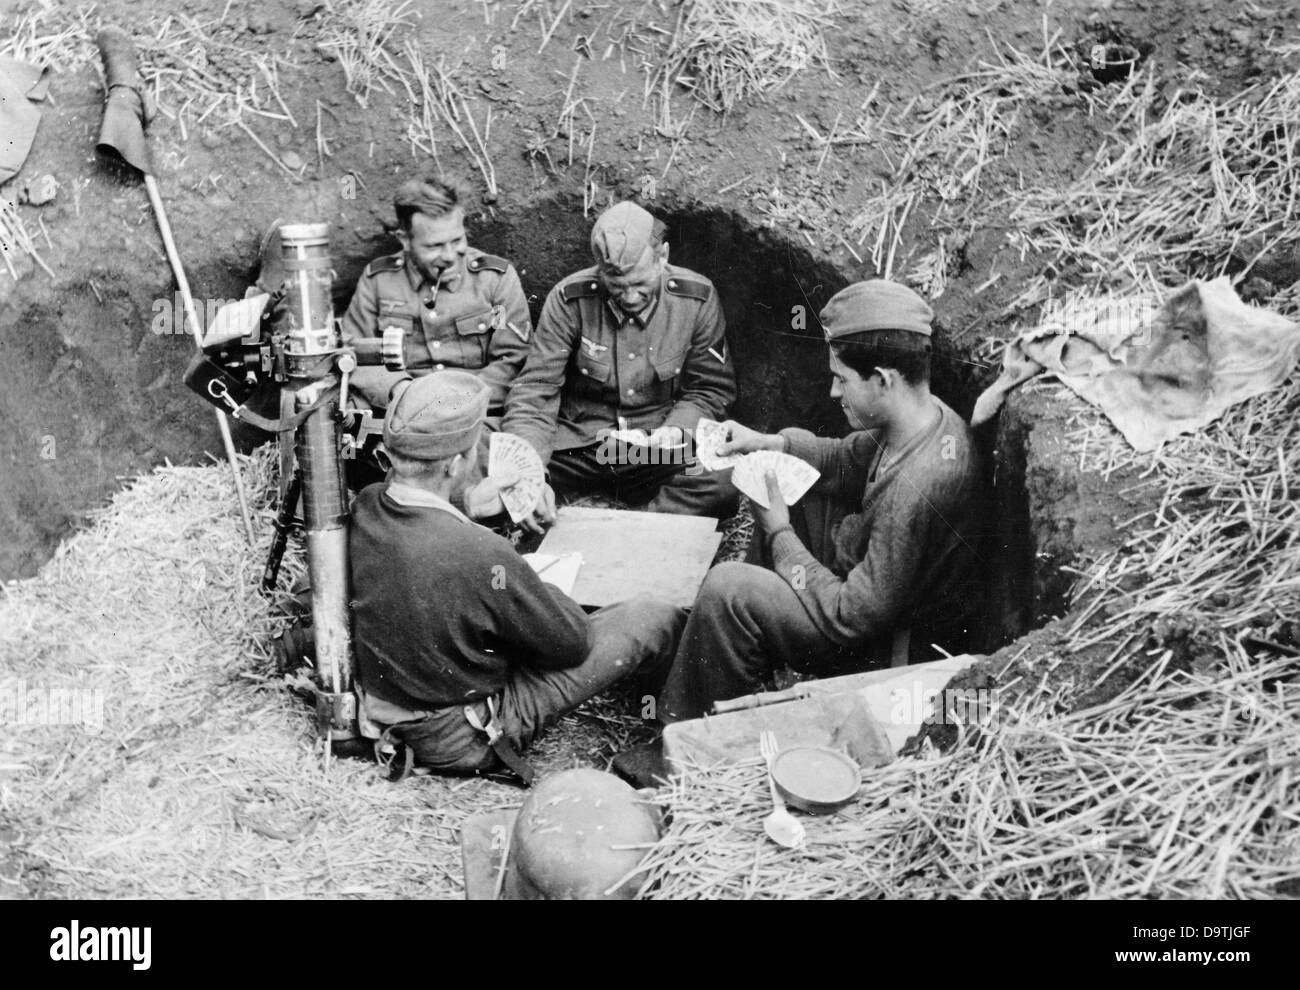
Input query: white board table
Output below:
<box><xmin>536</xmin><ymin>506</ymin><xmax>723</xmax><ymax>609</ymax></box>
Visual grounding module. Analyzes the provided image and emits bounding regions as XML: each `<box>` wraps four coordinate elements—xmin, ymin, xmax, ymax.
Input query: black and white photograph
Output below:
<box><xmin>0</xmin><ymin>0</ymin><xmax>1296</xmax><ymax>930</ymax></box>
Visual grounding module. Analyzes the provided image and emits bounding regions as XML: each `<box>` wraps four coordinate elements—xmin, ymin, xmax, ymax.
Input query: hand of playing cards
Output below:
<box><xmin>693</xmin><ymin>419</ymin><xmax>819</xmax><ymax>507</ymax></box>
<box><xmin>693</xmin><ymin>418</ymin><xmax>745</xmax><ymax>471</ymax></box>
<box><xmin>488</xmin><ymin>432</ymin><xmax>545</xmax><ymax>523</ymax></box>
<box><xmin>730</xmin><ymin>450</ymin><xmax>820</xmax><ymax>509</ymax></box>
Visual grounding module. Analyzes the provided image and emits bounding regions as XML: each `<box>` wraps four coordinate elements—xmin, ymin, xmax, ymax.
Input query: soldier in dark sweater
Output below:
<box><xmin>350</xmin><ymin>370</ymin><xmax>684</xmax><ymax>777</ymax></box>
<box><xmin>657</xmin><ymin>281</ymin><xmax>987</xmax><ymax>721</ymax></box>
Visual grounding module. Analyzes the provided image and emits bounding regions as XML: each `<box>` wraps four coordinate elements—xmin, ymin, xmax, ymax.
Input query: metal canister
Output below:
<box><xmin>279</xmin><ymin>222</ymin><xmax>336</xmax><ymax>369</ymax></box>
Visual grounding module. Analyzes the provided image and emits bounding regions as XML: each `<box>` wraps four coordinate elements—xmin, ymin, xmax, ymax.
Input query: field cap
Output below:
<box><xmin>820</xmin><ymin>280</ymin><xmax>934</xmax><ymax>341</ymax></box>
<box><xmin>591</xmin><ymin>201</ymin><xmax>666</xmax><ymax>274</ymax></box>
<box><xmin>383</xmin><ymin>371</ymin><xmax>488</xmax><ymax>459</ymax></box>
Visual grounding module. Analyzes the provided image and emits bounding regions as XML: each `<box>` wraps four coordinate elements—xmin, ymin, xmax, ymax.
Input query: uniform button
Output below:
<box><xmin>435</xmin><ymin>363</ymin><xmax>445</xmax><ymax>370</ymax></box>
<box><xmin>589</xmin><ymin>282</ymin><xmax>597</xmax><ymax>290</ymax></box>
<box><xmin>668</xmin><ymin>279</ymin><xmax>677</xmax><ymax>289</ymax></box>
<box><xmin>627</xmin><ymin>352</ymin><xmax>635</xmax><ymax>359</ymax></box>
<box><xmin>581</xmin><ymin>368</ymin><xmax>591</xmax><ymax>376</ymax></box>
<box><xmin>626</xmin><ymin>389</ymin><xmax>636</xmax><ymax>396</ymax></box>
<box><xmin>431</xmin><ymin>341</ymin><xmax>441</xmax><ymax>348</ymax></box>
<box><xmin>477</xmin><ymin>323</ymin><xmax>486</xmax><ymax>331</ymax></box>
<box><xmin>674</xmin><ymin>367</ymin><xmax>681</xmax><ymax>374</ymax></box>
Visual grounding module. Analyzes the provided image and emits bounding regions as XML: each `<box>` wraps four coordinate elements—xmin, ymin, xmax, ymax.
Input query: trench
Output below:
<box><xmin>5</xmin><ymin>194</ymin><xmax>1056</xmax><ymax>657</ymax></box>
<box><xmin>279</xmin><ymin>195</ymin><xmax>1051</xmax><ymax>654</ymax></box>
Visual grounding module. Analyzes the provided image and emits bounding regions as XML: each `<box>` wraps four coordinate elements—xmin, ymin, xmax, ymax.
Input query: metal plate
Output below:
<box><xmin>771</xmin><ymin>746</ymin><xmax>861</xmax><ymax>814</ymax></box>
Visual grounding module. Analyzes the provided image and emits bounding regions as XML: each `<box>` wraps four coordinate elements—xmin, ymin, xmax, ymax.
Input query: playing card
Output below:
<box><xmin>694</xmin><ymin>418</ymin><xmax>744</xmax><ymax>471</ymax></box>
<box><xmin>608</xmin><ymin>427</ymin><xmax>652</xmax><ymax>446</ymax></box>
<box><xmin>607</xmin><ymin>423</ymin><xmax>687</xmax><ymax>450</ymax></box>
<box><xmin>489</xmin><ymin>432</ymin><xmax>545</xmax><ymax>523</ymax></box>
<box><xmin>522</xmin><ymin>552</ymin><xmax>583</xmax><ymax>596</ymax></box>
<box><xmin>731</xmin><ymin>450</ymin><xmax>820</xmax><ymax>509</ymax></box>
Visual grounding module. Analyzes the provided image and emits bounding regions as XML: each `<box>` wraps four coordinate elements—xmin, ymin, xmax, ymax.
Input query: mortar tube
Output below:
<box><xmin>295</xmin><ymin>385</ymin><xmax>351</xmax><ymax>671</ymax></box>
<box><xmin>279</xmin><ymin>222</ymin><xmax>356</xmax><ymax>741</ymax></box>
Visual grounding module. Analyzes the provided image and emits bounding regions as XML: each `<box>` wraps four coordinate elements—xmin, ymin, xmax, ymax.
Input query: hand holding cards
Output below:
<box><xmin>488</xmin><ymin>432</ymin><xmax>545</xmax><ymax>523</ymax></box>
<box><xmin>608</xmin><ymin>418</ymin><xmax>686</xmax><ymax>450</ymax></box>
<box><xmin>694</xmin><ymin>418</ymin><xmax>744</xmax><ymax>471</ymax></box>
<box><xmin>694</xmin><ymin>418</ymin><xmax>819</xmax><ymax>507</ymax></box>
<box><xmin>730</xmin><ymin>450</ymin><xmax>820</xmax><ymax>508</ymax></box>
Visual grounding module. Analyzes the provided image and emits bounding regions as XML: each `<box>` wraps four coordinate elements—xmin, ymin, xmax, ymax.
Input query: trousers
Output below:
<box><xmin>656</xmin><ymin>489</ymin><xmax>879</xmax><ymax>722</ymax></box>
<box><xmin>385</xmin><ymin>596</ymin><xmax>685</xmax><ymax>773</ymax></box>
<box><xmin>547</xmin><ymin>443</ymin><xmax>739</xmax><ymax>518</ymax></box>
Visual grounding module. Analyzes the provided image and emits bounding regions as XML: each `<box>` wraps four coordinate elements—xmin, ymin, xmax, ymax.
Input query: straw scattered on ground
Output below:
<box><xmin>641</xmin><ymin>648</ymin><xmax>1300</xmax><ymax>899</ymax></box>
<box><xmin>641</xmin><ymin>54</ymin><xmax>1300</xmax><ymax>901</ymax></box>
<box><xmin>0</xmin><ymin>448</ymin><xmax>649</xmax><ymax>899</ymax></box>
<box><xmin>657</xmin><ymin>0</ymin><xmax>841</xmax><ymax>114</ymax></box>
<box><xmin>3</xmin><ymin>2</ymin><xmax>304</xmax><ymax>136</ymax></box>
<box><xmin>645</xmin><ymin>331</ymin><xmax>1300</xmax><ymax>897</ymax></box>
<box><xmin>845</xmin><ymin>36</ymin><xmax>1083</xmax><ymax>278</ymax></box>
<box><xmin>1009</xmin><ymin>69</ymin><xmax>1300</xmax><ymax>310</ymax></box>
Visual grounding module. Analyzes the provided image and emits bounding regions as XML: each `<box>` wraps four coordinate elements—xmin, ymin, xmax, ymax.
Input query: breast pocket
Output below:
<box><xmin>573</xmin><ymin>349</ymin><xmax>612</xmax><ymax>396</ymax></box>
<box><xmin>378</xmin><ymin>298</ymin><xmax>418</xmax><ymax>333</ymax></box>
<box><xmin>454</xmin><ymin>309</ymin><xmax>494</xmax><ymax>368</ymax></box>
<box><xmin>651</xmin><ymin>350</ymin><xmax>686</xmax><ymax>398</ymax></box>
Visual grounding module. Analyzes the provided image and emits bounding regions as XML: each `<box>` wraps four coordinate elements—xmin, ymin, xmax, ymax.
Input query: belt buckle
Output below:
<box><xmin>464</xmin><ymin>699</ymin><xmax>502</xmax><ymax>744</ymax></box>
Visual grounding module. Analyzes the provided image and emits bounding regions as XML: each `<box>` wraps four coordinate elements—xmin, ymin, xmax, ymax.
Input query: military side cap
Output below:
<box><xmin>819</xmin><ymin>280</ymin><xmax>934</xmax><ymax>340</ymax></box>
<box><xmin>590</xmin><ymin>201</ymin><xmax>666</xmax><ymax>273</ymax></box>
<box><xmin>384</xmin><ymin>370</ymin><xmax>488</xmax><ymax>460</ymax></box>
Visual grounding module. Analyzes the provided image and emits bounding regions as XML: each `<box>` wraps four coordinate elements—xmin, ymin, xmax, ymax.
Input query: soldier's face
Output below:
<box><xmin>599</xmin><ymin>246</ymin><xmax>665</xmax><ymax>315</ymax></box>
<box><xmin>400</xmin><ymin>209</ymin><xmax>468</xmax><ymax>282</ymax></box>
<box><xmin>829</xmin><ymin>349</ymin><xmax>884</xmax><ymax>431</ymax></box>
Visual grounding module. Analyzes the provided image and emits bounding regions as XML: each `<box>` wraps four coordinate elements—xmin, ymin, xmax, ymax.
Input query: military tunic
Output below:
<box><xmin>503</xmin><ymin>263</ymin><xmax>736</xmax><ymax>462</ymax></box>
<box><xmin>340</xmin><ymin>247</ymin><xmax>532</xmax><ymax>411</ymax></box>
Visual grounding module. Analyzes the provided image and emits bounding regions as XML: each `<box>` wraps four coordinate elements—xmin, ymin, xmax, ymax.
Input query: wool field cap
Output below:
<box><xmin>819</xmin><ymin>280</ymin><xmax>934</xmax><ymax>341</ymax></box>
<box><xmin>383</xmin><ymin>370</ymin><xmax>488</xmax><ymax>460</ymax></box>
<box><xmin>590</xmin><ymin>201</ymin><xmax>667</xmax><ymax>273</ymax></box>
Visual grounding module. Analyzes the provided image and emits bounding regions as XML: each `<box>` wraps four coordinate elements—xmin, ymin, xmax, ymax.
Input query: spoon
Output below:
<box><xmin>760</xmin><ymin>730</ymin><xmax>806</xmax><ymax>849</ymax></box>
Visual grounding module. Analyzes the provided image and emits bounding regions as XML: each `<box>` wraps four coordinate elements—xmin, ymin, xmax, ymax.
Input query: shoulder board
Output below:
<box><xmin>561</xmin><ymin>277</ymin><xmax>601</xmax><ymax>303</ymax></box>
<box><xmin>466</xmin><ymin>252</ymin><xmax>510</xmax><ymax>275</ymax></box>
<box><xmin>665</xmin><ymin>275</ymin><xmax>711</xmax><ymax>302</ymax></box>
<box><xmin>363</xmin><ymin>253</ymin><xmax>403</xmax><ymax>277</ymax></box>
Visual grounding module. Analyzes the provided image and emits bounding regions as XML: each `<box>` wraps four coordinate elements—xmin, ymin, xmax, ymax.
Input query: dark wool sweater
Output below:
<box><xmin>349</xmin><ymin>485</ymin><xmax>591</xmax><ymax>710</ymax></box>
<box><xmin>773</xmin><ymin>397</ymin><xmax>986</xmax><ymax>661</ymax></box>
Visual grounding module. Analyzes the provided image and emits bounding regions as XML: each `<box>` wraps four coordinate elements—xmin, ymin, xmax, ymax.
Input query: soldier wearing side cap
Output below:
<box><xmin>655</xmin><ymin>280</ymin><xmax>989</xmax><ymax>721</ymax></box>
<box><xmin>349</xmin><ymin>371</ymin><xmax>684</xmax><ymax>780</ymax></box>
<box><xmin>501</xmin><ymin>201</ymin><xmax>738</xmax><ymax>516</ymax></box>
<box><xmin>341</xmin><ymin>178</ymin><xmax>532</xmax><ymax>415</ymax></box>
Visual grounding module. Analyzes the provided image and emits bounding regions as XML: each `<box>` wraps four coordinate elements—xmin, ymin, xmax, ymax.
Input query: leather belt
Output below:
<box><xmin>464</xmin><ymin>697</ymin><xmax>537</xmax><ymax>786</ymax></box>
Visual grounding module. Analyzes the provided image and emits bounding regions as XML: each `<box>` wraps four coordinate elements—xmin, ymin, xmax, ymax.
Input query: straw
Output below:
<box><xmin>641</xmin><ymin>653</ymin><xmax>1300</xmax><ymax>899</ymax></box>
<box><xmin>653</xmin><ymin>0</ymin><xmax>841</xmax><ymax>114</ymax></box>
<box><xmin>1009</xmin><ymin>71</ymin><xmax>1300</xmax><ymax>307</ymax></box>
<box><xmin>0</xmin><ymin>447</ymin><xmax>657</xmax><ymax>898</ymax></box>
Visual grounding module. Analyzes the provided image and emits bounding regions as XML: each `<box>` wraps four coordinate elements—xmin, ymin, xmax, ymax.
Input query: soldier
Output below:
<box><xmin>350</xmin><ymin>371</ymin><xmax>684</xmax><ymax>780</ymax></box>
<box><xmin>502</xmin><ymin>201</ymin><xmax>738</xmax><ymax>516</ymax></box>
<box><xmin>655</xmin><ymin>281</ymin><xmax>988</xmax><ymax>721</ymax></box>
<box><xmin>341</xmin><ymin>178</ymin><xmax>532</xmax><ymax>417</ymax></box>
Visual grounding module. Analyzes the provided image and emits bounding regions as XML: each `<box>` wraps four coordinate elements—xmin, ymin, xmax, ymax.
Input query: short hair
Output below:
<box><xmin>830</xmin><ymin>330</ymin><xmax>931</xmax><ymax>386</ymax></box>
<box><xmin>393</xmin><ymin>178</ymin><xmax>464</xmax><ymax>231</ymax></box>
<box><xmin>385</xmin><ymin>447</ymin><xmax>457</xmax><ymax>479</ymax></box>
